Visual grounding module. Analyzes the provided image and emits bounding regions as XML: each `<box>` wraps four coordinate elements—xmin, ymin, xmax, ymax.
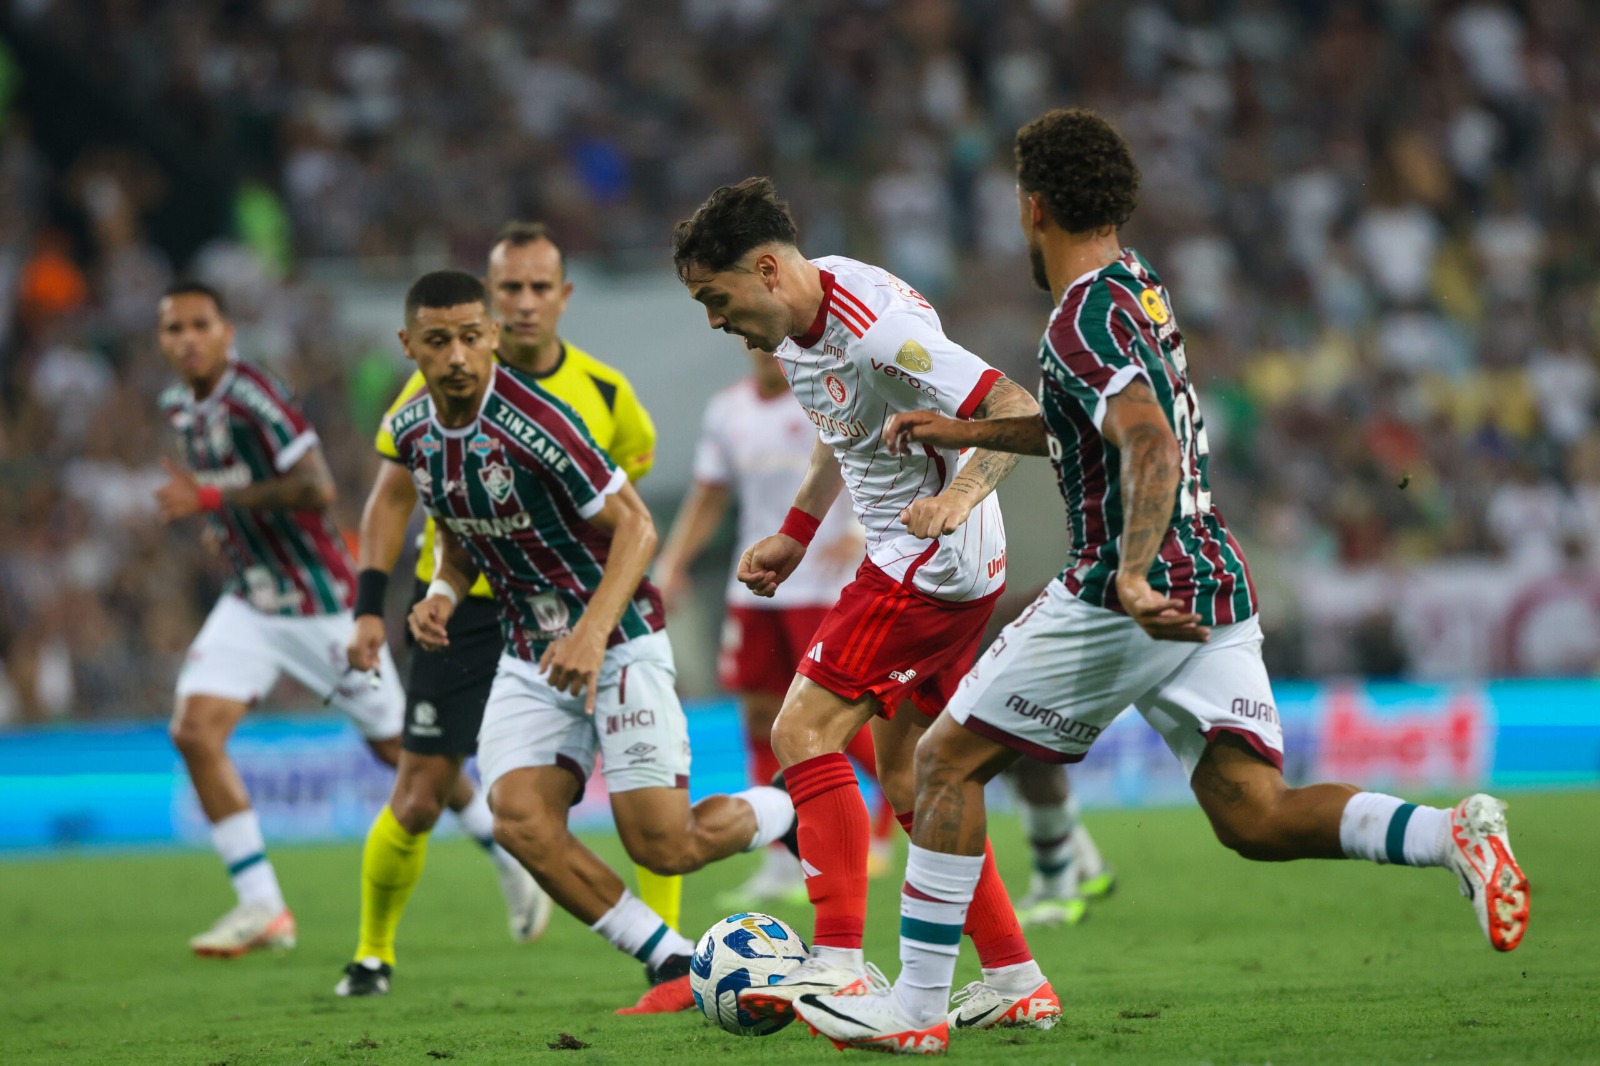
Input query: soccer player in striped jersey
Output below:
<box><xmin>337</xmin><ymin>223</ymin><xmax>666</xmax><ymax>998</ymax></box>
<box><xmin>389</xmin><ymin>270</ymin><xmax>795</xmax><ymax>1015</ymax></box>
<box><xmin>154</xmin><ymin>281</ymin><xmax>405</xmax><ymax>958</ymax></box>
<box><xmin>798</xmin><ymin>107</ymin><xmax>1530</xmax><ymax>1055</ymax></box>
<box><xmin>673</xmin><ymin>179</ymin><xmax>1055</xmax><ymax>1030</ymax></box>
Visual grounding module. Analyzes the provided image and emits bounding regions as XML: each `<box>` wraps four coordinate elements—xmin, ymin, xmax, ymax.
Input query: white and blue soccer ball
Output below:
<box><xmin>690</xmin><ymin>912</ymin><xmax>809</xmax><ymax>1036</ymax></box>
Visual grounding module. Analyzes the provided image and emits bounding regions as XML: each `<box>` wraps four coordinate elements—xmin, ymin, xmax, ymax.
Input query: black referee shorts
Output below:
<box><xmin>402</xmin><ymin>585</ymin><xmax>504</xmax><ymax>756</ymax></box>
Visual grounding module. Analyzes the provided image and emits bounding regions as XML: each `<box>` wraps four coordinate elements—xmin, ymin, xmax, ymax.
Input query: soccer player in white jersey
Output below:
<box><xmin>796</xmin><ymin>108</ymin><xmax>1530</xmax><ymax>1055</ymax></box>
<box><xmin>656</xmin><ymin>346</ymin><xmax>896</xmax><ymax>903</ymax></box>
<box><xmin>154</xmin><ymin>281</ymin><xmax>405</xmax><ymax>957</ymax></box>
<box><xmin>672</xmin><ymin>179</ymin><xmax>1057</xmax><ymax>1029</ymax></box>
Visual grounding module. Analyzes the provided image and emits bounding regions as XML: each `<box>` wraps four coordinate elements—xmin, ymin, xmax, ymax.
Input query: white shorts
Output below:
<box><xmin>476</xmin><ymin>630</ymin><xmax>692</xmax><ymax>797</ymax></box>
<box><xmin>176</xmin><ymin>595</ymin><xmax>404</xmax><ymax>740</ymax></box>
<box><xmin>946</xmin><ymin>581</ymin><xmax>1283</xmax><ymax>776</ymax></box>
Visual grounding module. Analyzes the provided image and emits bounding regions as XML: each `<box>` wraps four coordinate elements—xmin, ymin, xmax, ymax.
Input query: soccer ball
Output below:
<box><xmin>689</xmin><ymin>912</ymin><xmax>809</xmax><ymax>1036</ymax></box>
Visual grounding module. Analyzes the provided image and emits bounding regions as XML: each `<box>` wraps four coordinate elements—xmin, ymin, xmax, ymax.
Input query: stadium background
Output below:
<box><xmin>0</xmin><ymin>0</ymin><xmax>1598</xmax><ymax>850</ymax></box>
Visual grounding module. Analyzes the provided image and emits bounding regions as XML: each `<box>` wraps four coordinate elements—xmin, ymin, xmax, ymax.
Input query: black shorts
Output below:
<box><xmin>402</xmin><ymin>587</ymin><xmax>504</xmax><ymax>756</ymax></box>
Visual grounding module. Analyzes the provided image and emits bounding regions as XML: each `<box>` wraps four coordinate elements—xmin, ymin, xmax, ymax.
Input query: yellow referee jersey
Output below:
<box><xmin>374</xmin><ymin>341</ymin><xmax>657</xmax><ymax>595</ymax></box>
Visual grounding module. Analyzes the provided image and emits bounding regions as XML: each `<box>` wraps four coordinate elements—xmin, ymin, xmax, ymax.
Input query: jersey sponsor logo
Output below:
<box><xmin>529</xmin><ymin>590</ymin><xmax>572</xmax><ymax>636</ymax></box>
<box><xmin>824</xmin><ymin>374</ymin><xmax>849</xmax><ymax>406</ymax></box>
<box><xmin>1230</xmin><ymin>698</ymin><xmax>1278</xmax><ymax>725</ymax></box>
<box><xmin>623</xmin><ymin>741</ymin><xmax>657</xmax><ymax>764</ymax></box>
<box><xmin>389</xmin><ymin>399</ymin><xmax>428</xmax><ymax>437</ymax></box>
<box><xmin>418</xmin><ymin>432</ymin><xmax>442</xmax><ymax>458</ymax></box>
<box><xmin>986</xmin><ymin>548</ymin><xmax>1006</xmax><ymax>579</ymax></box>
<box><xmin>804</xmin><ymin>406</ymin><xmax>868</xmax><ymax>439</ymax></box>
<box><xmin>442</xmin><ymin>512</ymin><xmax>532</xmax><ymax>536</ymax></box>
<box><xmin>411</xmin><ymin>466</ymin><xmax>433</xmax><ymax>497</ymax></box>
<box><xmin>1140</xmin><ymin>287</ymin><xmax>1170</xmax><ymax>325</ymax></box>
<box><xmin>605</xmin><ymin>709</ymin><xmax>657</xmax><ymax>734</ymax></box>
<box><xmin>807</xmin><ymin>641</ymin><xmax>824</xmax><ymax>662</ymax></box>
<box><xmin>491</xmin><ymin>404</ymin><xmax>573</xmax><ymax>473</ymax></box>
<box><xmin>888</xmin><ymin>668</ymin><xmax>917</xmax><ymax>684</ymax></box>
<box><xmin>409</xmin><ymin>700</ymin><xmax>442</xmax><ymax>737</ymax></box>
<box><xmin>823</xmin><ymin>341</ymin><xmax>846</xmax><ymax>360</ymax></box>
<box><xmin>469</xmin><ymin>432</ymin><xmax>495</xmax><ymax>459</ymax></box>
<box><xmin>1004</xmin><ymin>693</ymin><xmax>1102</xmax><ymax>744</ymax></box>
<box><xmin>193</xmin><ymin>463</ymin><xmax>253</xmax><ymax>490</ymax></box>
<box><xmin>869</xmin><ymin>359</ymin><xmax>940</xmax><ymax>398</ymax></box>
<box><xmin>895</xmin><ymin>339</ymin><xmax>932</xmax><ymax>373</ymax></box>
<box><xmin>479</xmin><ymin>460</ymin><xmax>515</xmax><ymax>503</ymax></box>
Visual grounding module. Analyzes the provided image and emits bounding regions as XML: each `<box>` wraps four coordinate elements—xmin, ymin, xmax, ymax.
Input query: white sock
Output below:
<box><xmin>982</xmin><ymin>959</ymin><xmax>1046</xmax><ymax>997</ymax></box>
<box><xmin>1020</xmin><ymin>798</ymin><xmax>1076</xmax><ymax>879</ymax></box>
<box><xmin>210</xmin><ymin>809</ymin><xmax>285</xmax><ymax>910</ymax></box>
<box><xmin>590</xmin><ymin>889</ymin><xmax>695</xmax><ymax>969</ymax></box>
<box><xmin>813</xmin><ymin>944</ymin><xmax>864</xmax><ymax>970</ymax></box>
<box><xmin>894</xmin><ymin>844</ymin><xmax>984</xmax><ymax>1026</ymax></box>
<box><xmin>1338</xmin><ymin>792</ymin><xmax>1451</xmax><ymax>867</ymax></box>
<box><xmin>734</xmin><ymin>785</ymin><xmax>795</xmax><ymax>851</ymax></box>
<box><xmin>453</xmin><ymin>786</ymin><xmax>497</xmax><ymax>849</ymax></box>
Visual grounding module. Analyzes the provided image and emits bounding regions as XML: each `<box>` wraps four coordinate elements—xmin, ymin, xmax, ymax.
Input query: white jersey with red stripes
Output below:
<box><xmin>693</xmin><ymin>375</ymin><xmax>860</xmax><ymax>608</ymax></box>
<box><xmin>772</xmin><ymin>255</ymin><xmax>1007</xmax><ymax>603</ymax></box>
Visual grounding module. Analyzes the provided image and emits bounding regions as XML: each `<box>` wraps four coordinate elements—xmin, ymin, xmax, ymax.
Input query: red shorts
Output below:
<box><xmin>796</xmin><ymin>559</ymin><xmax>1001</xmax><ymax>718</ymax></box>
<box><xmin>719</xmin><ymin>604</ymin><xmax>831</xmax><ymax>697</ymax></box>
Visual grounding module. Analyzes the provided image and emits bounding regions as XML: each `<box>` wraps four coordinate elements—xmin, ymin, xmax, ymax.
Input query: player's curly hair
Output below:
<box><xmin>672</xmin><ymin>177</ymin><xmax>799</xmax><ymax>281</ymax></box>
<box><xmin>405</xmin><ymin>270</ymin><xmax>486</xmax><ymax>318</ymax></box>
<box><xmin>1015</xmin><ymin>108</ymin><xmax>1140</xmax><ymax>233</ymax></box>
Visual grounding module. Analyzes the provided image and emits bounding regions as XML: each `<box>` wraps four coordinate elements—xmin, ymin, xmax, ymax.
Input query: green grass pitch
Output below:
<box><xmin>3</xmin><ymin>792</ymin><xmax>1597</xmax><ymax>1065</ymax></box>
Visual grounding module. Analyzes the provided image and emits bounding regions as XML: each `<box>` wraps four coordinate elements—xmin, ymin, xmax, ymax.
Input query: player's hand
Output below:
<box><xmin>1116</xmin><ymin>572</ymin><xmax>1209</xmax><ymax>643</ymax></box>
<box><xmin>347</xmin><ymin>614</ymin><xmax>387</xmax><ymax>671</ymax></box>
<box><xmin>154</xmin><ymin>458</ymin><xmax>204</xmax><ymax>522</ymax></box>
<box><xmin>408</xmin><ymin>595</ymin><xmax>455</xmax><ymax>652</ymax></box>
<box><xmin>539</xmin><ymin>623</ymin><xmax>607</xmax><ymax>715</ymax></box>
<box><xmin>884</xmin><ymin>410</ymin><xmax>969</xmax><ymax>456</ymax></box>
<box><xmin>899</xmin><ymin>490</ymin><xmax>974</xmax><ymax>539</ymax></box>
<box><xmin>737</xmin><ymin>533</ymin><xmax>807</xmax><ymax>598</ymax></box>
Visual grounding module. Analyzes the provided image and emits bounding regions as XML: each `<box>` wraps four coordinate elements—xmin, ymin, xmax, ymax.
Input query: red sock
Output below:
<box><xmin>896</xmin><ymin>811</ymin><xmax>1032</xmax><ymax>969</ymax></box>
<box><xmin>786</xmin><ymin>753</ymin><xmax>870</xmax><ymax>949</ymax></box>
<box><xmin>747</xmin><ymin>732</ymin><xmax>781</xmax><ymax>788</ymax></box>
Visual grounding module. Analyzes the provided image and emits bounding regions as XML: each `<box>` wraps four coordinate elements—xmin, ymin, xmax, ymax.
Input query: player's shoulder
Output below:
<box><xmin>157</xmin><ymin>381</ymin><xmax>190</xmax><ymax>414</ymax></box>
<box><xmin>221</xmin><ymin>360</ymin><xmax>300</xmax><ymax>423</ymax></box>
<box><xmin>382</xmin><ymin>382</ymin><xmax>434</xmax><ymax>449</ymax></box>
<box><xmin>560</xmin><ymin>342</ymin><xmax>631</xmax><ymax>387</ymax></box>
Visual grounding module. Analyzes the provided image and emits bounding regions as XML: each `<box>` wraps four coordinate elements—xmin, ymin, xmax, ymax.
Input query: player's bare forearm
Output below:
<box><xmin>224</xmin><ymin>449</ymin><xmax>338</xmax><ymax>512</ymax></box>
<box><xmin>944</xmin><ymin>376</ymin><xmax>1040</xmax><ymax>502</ymax></box>
<box><xmin>358</xmin><ymin>460</ymin><xmax>419</xmax><ymax>572</ymax></box>
<box><xmin>656</xmin><ymin>481</ymin><xmax>730</xmax><ymax>577</ymax></box>
<box><xmin>580</xmin><ymin>483</ymin><xmax>659</xmax><ymax>640</ymax></box>
<box><xmin>790</xmin><ymin>435</ymin><xmax>843</xmax><ymax>521</ymax></box>
<box><xmin>433</xmin><ymin>524</ymin><xmax>480</xmax><ymax>601</ymax></box>
<box><xmin>1104</xmin><ymin>382</ymin><xmax>1181</xmax><ymax>581</ymax></box>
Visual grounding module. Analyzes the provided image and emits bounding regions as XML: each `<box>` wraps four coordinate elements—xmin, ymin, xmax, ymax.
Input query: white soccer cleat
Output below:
<box><xmin>947</xmin><ymin>979</ymin><xmax>1062</xmax><ymax>1030</ymax></box>
<box><xmin>795</xmin><ymin>988</ymin><xmax>949</xmax><ymax>1055</ymax></box>
<box><xmin>1447</xmin><ymin>794</ymin><xmax>1529</xmax><ymax>952</ymax></box>
<box><xmin>493</xmin><ymin>848</ymin><xmax>552</xmax><ymax>943</ymax></box>
<box><xmin>189</xmin><ymin>903</ymin><xmax>297</xmax><ymax>958</ymax></box>
<box><xmin>1015</xmin><ymin>872</ymin><xmax>1087</xmax><ymax>928</ymax></box>
<box><xmin>737</xmin><ymin>955</ymin><xmax>880</xmax><ymax>1022</ymax></box>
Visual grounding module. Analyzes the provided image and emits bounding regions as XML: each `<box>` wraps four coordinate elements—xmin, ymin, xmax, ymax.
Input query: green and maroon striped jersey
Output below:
<box><xmin>383</xmin><ymin>363</ymin><xmax>664</xmax><ymax>661</ymax></box>
<box><xmin>1039</xmin><ymin>249</ymin><xmax>1256</xmax><ymax>626</ymax></box>
<box><xmin>160</xmin><ymin>360</ymin><xmax>354</xmax><ymax>617</ymax></box>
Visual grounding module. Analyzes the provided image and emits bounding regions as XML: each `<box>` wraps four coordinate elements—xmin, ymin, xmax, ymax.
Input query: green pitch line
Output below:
<box><xmin>2</xmin><ymin>793</ymin><xmax>1596</xmax><ymax>1065</ymax></box>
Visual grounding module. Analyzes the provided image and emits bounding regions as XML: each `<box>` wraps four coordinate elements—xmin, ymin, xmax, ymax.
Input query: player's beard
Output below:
<box><xmin>1029</xmin><ymin>239</ymin><xmax>1050</xmax><ymax>294</ymax></box>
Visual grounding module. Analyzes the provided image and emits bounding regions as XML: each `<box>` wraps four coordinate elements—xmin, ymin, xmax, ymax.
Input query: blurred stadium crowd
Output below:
<box><xmin>1</xmin><ymin>0</ymin><xmax>1598</xmax><ymax>721</ymax></box>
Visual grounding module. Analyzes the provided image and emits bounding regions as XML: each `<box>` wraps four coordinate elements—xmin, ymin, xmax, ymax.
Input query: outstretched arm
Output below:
<box><xmin>1102</xmin><ymin>380</ymin><xmax>1207</xmax><ymax>643</ymax></box>
<box><xmin>896</xmin><ymin>375</ymin><xmax>1040</xmax><ymax>538</ymax></box>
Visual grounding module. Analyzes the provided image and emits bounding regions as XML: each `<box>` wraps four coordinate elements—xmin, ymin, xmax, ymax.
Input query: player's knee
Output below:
<box><xmin>623</xmin><ymin>825</ymin><xmax>699</xmax><ymax>876</ymax></box>
<box><xmin>169</xmin><ymin>706</ymin><xmax>225</xmax><ymax>758</ymax></box>
<box><xmin>492</xmin><ymin>807</ymin><xmax>563</xmax><ymax>867</ymax></box>
<box><xmin>390</xmin><ymin>788</ymin><xmax>445</xmax><ymax>835</ymax></box>
<box><xmin>911</xmin><ymin>726</ymin><xmax>965</xmax><ymax>790</ymax></box>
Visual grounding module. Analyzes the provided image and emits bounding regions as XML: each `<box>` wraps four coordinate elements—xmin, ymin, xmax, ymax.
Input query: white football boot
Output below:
<box><xmin>947</xmin><ymin>978</ymin><xmax>1062</xmax><ymax>1030</ymax></box>
<box><xmin>189</xmin><ymin>902</ymin><xmax>297</xmax><ymax>958</ymax></box>
<box><xmin>738</xmin><ymin>955</ymin><xmax>882</xmax><ymax>1022</ymax></box>
<box><xmin>492</xmin><ymin>848</ymin><xmax>552</xmax><ymax>943</ymax></box>
<box><xmin>796</xmin><ymin>988</ymin><xmax>949</xmax><ymax>1055</ymax></box>
<box><xmin>1447</xmin><ymin>794</ymin><xmax>1529</xmax><ymax>952</ymax></box>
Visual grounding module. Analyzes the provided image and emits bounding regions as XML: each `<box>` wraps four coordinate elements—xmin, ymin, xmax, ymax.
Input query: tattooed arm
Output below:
<box><xmin>1102</xmin><ymin>379</ymin><xmax>1208</xmax><ymax>642</ymax></box>
<box><xmin>896</xmin><ymin>374</ymin><xmax>1040</xmax><ymax>539</ymax></box>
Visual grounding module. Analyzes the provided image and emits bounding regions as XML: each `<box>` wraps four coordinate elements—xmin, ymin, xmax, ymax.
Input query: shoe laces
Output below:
<box><xmin>949</xmin><ymin>980</ymin><xmax>994</xmax><ymax>1009</ymax></box>
<box><xmin>863</xmin><ymin>961</ymin><xmax>891</xmax><ymax>993</ymax></box>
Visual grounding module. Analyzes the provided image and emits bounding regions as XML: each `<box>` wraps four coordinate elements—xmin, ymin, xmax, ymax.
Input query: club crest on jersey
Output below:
<box><xmin>824</xmin><ymin>374</ymin><xmax>849</xmax><ymax>406</ymax></box>
<box><xmin>479</xmin><ymin>460</ymin><xmax>515</xmax><ymax>504</ymax></box>
<box><xmin>469</xmin><ymin>432</ymin><xmax>494</xmax><ymax>459</ymax></box>
<box><xmin>418</xmin><ymin>433</ymin><xmax>442</xmax><ymax>458</ymax></box>
<box><xmin>1140</xmin><ymin>288</ymin><xmax>1170</xmax><ymax>326</ymax></box>
<box><xmin>528</xmin><ymin>591</ymin><xmax>571</xmax><ymax>637</ymax></box>
<box><xmin>207</xmin><ymin>416</ymin><xmax>231</xmax><ymax>456</ymax></box>
<box><xmin>895</xmin><ymin>339</ymin><xmax>932</xmax><ymax>373</ymax></box>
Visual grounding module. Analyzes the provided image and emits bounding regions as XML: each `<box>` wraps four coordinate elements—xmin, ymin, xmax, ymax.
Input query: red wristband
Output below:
<box><xmin>779</xmin><ymin>507</ymin><xmax>821</xmax><ymax>546</ymax></box>
<box><xmin>197</xmin><ymin>486</ymin><xmax>224</xmax><ymax>512</ymax></box>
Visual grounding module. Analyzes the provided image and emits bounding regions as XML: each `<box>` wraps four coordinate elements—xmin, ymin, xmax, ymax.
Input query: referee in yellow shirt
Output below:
<box><xmin>336</xmin><ymin>222</ymin><xmax>672</xmax><ymax>997</ymax></box>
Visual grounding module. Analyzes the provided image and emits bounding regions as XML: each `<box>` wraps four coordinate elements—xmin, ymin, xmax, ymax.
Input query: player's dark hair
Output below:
<box><xmin>671</xmin><ymin>177</ymin><xmax>798</xmax><ymax>282</ymax></box>
<box><xmin>405</xmin><ymin>270</ymin><xmax>487</xmax><ymax>319</ymax></box>
<box><xmin>494</xmin><ymin>220</ymin><xmax>565</xmax><ymax>278</ymax></box>
<box><xmin>162</xmin><ymin>280</ymin><xmax>228</xmax><ymax>317</ymax></box>
<box><xmin>1015</xmin><ymin>108</ymin><xmax>1141</xmax><ymax>233</ymax></box>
